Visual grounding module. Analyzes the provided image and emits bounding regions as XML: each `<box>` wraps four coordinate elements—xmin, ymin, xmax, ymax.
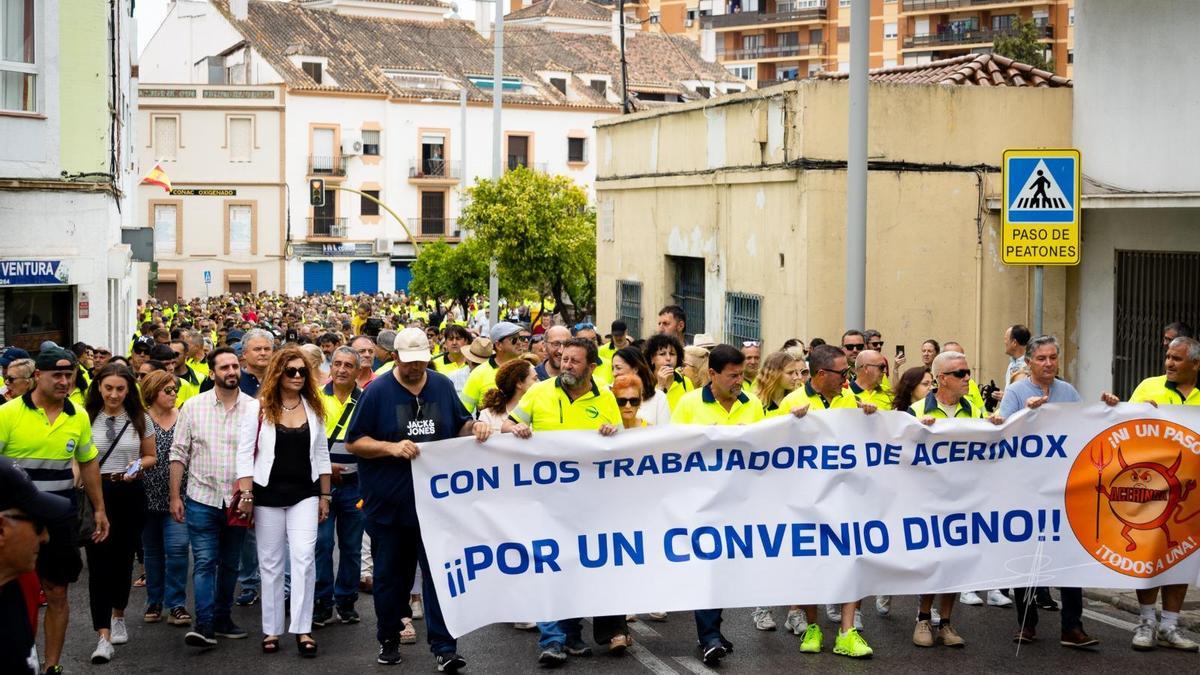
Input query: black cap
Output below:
<box><xmin>0</xmin><ymin>457</ymin><xmax>73</xmax><ymax>525</ymax></box>
<box><xmin>611</xmin><ymin>320</ymin><xmax>628</xmax><ymax>335</ymax></box>
<box><xmin>132</xmin><ymin>336</ymin><xmax>155</xmax><ymax>354</ymax></box>
<box><xmin>35</xmin><ymin>347</ymin><xmax>76</xmax><ymax>371</ymax></box>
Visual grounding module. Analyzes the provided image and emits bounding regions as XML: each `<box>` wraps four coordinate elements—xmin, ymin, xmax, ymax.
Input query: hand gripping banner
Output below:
<box><xmin>411</xmin><ymin>404</ymin><xmax>1200</xmax><ymax>637</ymax></box>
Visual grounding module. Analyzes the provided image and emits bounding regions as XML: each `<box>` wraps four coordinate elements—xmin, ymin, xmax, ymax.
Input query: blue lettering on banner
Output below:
<box><xmin>0</xmin><ymin>260</ymin><xmax>69</xmax><ymax>286</ymax></box>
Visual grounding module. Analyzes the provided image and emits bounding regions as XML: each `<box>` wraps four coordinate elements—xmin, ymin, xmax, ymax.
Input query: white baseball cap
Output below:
<box><xmin>393</xmin><ymin>327</ymin><xmax>432</xmax><ymax>363</ymax></box>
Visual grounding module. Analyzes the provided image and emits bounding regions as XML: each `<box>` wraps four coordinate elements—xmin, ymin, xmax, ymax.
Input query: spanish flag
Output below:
<box><xmin>141</xmin><ymin>163</ymin><xmax>172</xmax><ymax>192</ymax></box>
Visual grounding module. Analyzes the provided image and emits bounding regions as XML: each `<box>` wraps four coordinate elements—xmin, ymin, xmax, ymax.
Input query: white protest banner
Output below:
<box><xmin>412</xmin><ymin>404</ymin><xmax>1200</xmax><ymax>638</ymax></box>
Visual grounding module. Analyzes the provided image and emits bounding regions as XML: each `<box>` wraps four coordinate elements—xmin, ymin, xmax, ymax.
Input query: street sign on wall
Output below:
<box><xmin>1001</xmin><ymin>149</ymin><xmax>1081</xmax><ymax>266</ymax></box>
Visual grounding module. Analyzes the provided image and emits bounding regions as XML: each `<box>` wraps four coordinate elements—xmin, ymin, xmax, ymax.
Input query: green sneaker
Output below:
<box><xmin>799</xmin><ymin>623</ymin><xmax>822</xmax><ymax>654</ymax></box>
<box><xmin>833</xmin><ymin>628</ymin><xmax>873</xmax><ymax>659</ymax></box>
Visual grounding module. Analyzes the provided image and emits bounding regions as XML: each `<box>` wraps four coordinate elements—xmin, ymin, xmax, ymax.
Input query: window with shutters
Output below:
<box><xmin>153</xmin><ymin>204</ymin><xmax>177</xmax><ymax>253</ymax></box>
<box><xmin>153</xmin><ymin>115</ymin><xmax>179</xmax><ymax>161</ymax></box>
<box><xmin>228</xmin><ymin>115</ymin><xmax>253</xmax><ymax>162</ymax></box>
<box><xmin>302</xmin><ymin>61</ymin><xmax>322</xmax><ymax>84</ymax></box>
<box><xmin>228</xmin><ymin>204</ymin><xmax>253</xmax><ymax>254</ymax></box>
<box><xmin>361</xmin><ymin>189</ymin><xmax>380</xmax><ymax>216</ymax></box>
<box><xmin>724</xmin><ymin>292</ymin><xmax>762</xmax><ymax>345</ymax></box>
<box><xmin>362</xmin><ymin>129</ymin><xmax>380</xmax><ymax>156</ymax></box>
<box><xmin>590</xmin><ymin>79</ymin><xmax>607</xmax><ymax>96</ymax></box>
<box><xmin>568</xmin><ymin>137</ymin><xmax>586</xmax><ymax>164</ymax></box>
<box><xmin>617</xmin><ymin>280</ymin><xmax>642</xmax><ymax>338</ymax></box>
<box><xmin>419</xmin><ymin>191</ymin><xmax>446</xmax><ymax>235</ymax></box>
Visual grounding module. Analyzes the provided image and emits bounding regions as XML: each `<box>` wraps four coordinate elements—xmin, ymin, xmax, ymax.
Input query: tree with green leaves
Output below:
<box><xmin>407</xmin><ymin>237</ymin><xmax>492</xmax><ymax>314</ymax></box>
<box><xmin>461</xmin><ymin>166</ymin><xmax>596</xmax><ymax>323</ymax></box>
<box><xmin>993</xmin><ymin>17</ymin><xmax>1053</xmax><ymax>72</ymax></box>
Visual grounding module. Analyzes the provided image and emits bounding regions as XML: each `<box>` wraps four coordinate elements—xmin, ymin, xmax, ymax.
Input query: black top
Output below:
<box><xmin>0</xmin><ymin>581</ymin><xmax>37</xmax><ymax>675</ymax></box>
<box><xmin>254</xmin><ymin>423</ymin><xmax>318</xmax><ymax>508</ymax></box>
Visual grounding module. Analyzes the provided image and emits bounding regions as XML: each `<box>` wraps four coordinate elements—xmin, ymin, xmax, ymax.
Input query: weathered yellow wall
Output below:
<box><xmin>596</xmin><ymin>81</ymin><xmax>1073</xmax><ymax>386</ymax></box>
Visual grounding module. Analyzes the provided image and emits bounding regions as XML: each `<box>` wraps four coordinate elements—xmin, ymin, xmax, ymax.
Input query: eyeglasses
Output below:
<box><xmin>856</xmin><ymin>363</ymin><xmax>886</xmax><ymax>371</ymax></box>
<box><xmin>842</xmin><ymin>343</ymin><xmax>865</xmax><ymax>352</ymax></box>
<box><xmin>742</xmin><ymin>340</ymin><xmax>761</xmax><ymax>348</ymax></box>
<box><xmin>1</xmin><ymin>511</ymin><xmax>45</xmax><ymax>535</ymax></box>
<box><xmin>819</xmin><ymin>367</ymin><xmax>851</xmax><ymax>379</ymax></box>
<box><xmin>546</xmin><ymin>340</ymin><xmax>568</xmax><ymax>349</ymax></box>
<box><xmin>615</xmin><ymin>397</ymin><xmax>642</xmax><ymax>408</ymax></box>
<box><xmin>283</xmin><ymin>366</ymin><xmax>309</xmax><ymax>379</ymax></box>
<box><xmin>942</xmin><ymin>369</ymin><xmax>971</xmax><ymax>379</ymax></box>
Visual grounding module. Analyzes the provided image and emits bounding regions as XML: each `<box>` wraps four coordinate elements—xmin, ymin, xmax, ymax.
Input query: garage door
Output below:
<box><xmin>303</xmin><ymin>261</ymin><xmax>333</xmax><ymax>294</ymax></box>
<box><xmin>350</xmin><ymin>260</ymin><xmax>378</xmax><ymax>295</ymax></box>
<box><xmin>393</xmin><ymin>262</ymin><xmax>413</xmax><ymax>293</ymax></box>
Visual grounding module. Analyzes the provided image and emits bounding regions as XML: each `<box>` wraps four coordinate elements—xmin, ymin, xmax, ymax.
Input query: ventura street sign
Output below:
<box><xmin>1001</xmin><ymin>149</ymin><xmax>1081</xmax><ymax>266</ymax></box>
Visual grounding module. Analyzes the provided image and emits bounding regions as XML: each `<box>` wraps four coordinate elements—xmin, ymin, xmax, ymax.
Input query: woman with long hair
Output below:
<box><xmin>236</xmin><ymin>346</ymin><xmax>331</xmax><ymax>657</ymax></box>
<box><xmin>755</xmin><ymin>350</ymin><xmax>805</xmax><ymax>417</ymax></box>
<box><xmin>138</xmin><ymin>370</ymin><xmax>191</xmax><ymax>627</ymax></box>
<box><xmin>891</xmin><ymin>366</ymin><xmax>934</xmax><ymax>415</ymax></box>
<box><xmin>683</xmin><ymin>346</ymin><xmax>710</xmax><ymax>389</ymax></box>
<box><xmin>83</xmin><ymin>363</ymin><xmax>157</xmax><ymax>664</ymax></box>
<box><xmin>478</xmin><ymin>355</ymin><xmax>540</xmax><ymax>432</ymax></box>
<box><xmin>642</xmin><ymin>334</ymin><xmax>692</xmax><ymax>410</ymax></box>
<box><xmin>610</xmin><ymin>347</ymin><xmax>671</xmax><ymax>426</ymax></box>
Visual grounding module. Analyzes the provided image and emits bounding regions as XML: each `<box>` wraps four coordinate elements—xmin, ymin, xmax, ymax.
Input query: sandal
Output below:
<box><xmin>399</xmin><ymin>618</ymin><xmax>418</xmax><ymax>644</ymax></box>
<box><xmin>262</xmin><ymin>635</ymin><xmax>280</xmax><ymax>654</ymax></box>
<box><xmin>133</xmin><ymin>574</ymin><xmax>146</xmax><ymax>588</ymax></box>
<box><xmin>296</xmin><ymin>634</ymin><xmax>318</xmax><ymax>657</ymax></box>
<box><xmin>167</xmin><ymin>606</ymin><xmax>192</xmax><ymax>626</ymax></box>
<box><xmin>143</xmin><ymin>604</ymin><xmax>163</xmax><ymax>623</ymax></box>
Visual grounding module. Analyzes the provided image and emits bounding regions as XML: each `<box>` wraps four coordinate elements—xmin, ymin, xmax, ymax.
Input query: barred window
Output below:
<box><xmin>616</xmin><ymin>280</ymin><xmax>642</xmax><ymax>339</ymax></box>
<box><xmin>724</xmin><ymin>292</ymin><xmax>762</xmax><ymax>345</ymax></box>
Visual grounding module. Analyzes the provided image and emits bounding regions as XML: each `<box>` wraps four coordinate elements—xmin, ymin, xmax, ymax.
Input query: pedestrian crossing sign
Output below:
<box><xmin>1002</xmin><ymin>149</ymin><xmax>1081</xmax><ymax>266</ymax></box>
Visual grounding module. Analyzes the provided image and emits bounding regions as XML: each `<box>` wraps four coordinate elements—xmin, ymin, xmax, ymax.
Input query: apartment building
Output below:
<box><xmin>140</xmin><ymin>0</ymin><xmax>741</xmax><ymax>297</ymax></box>
<box><xmin>699</xmin><ymin>0</ymin><xmax>1071</xmax><ymax>89</ymax></box>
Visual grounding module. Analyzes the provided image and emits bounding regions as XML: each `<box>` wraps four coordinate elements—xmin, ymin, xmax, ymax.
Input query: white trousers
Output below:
<box><xmin>361</xmin><ymin>530</ymin><xmax>373</xmax><ymax>576</ymax></box>
<box><xmin>255</xmin><ymin>497</ymin><xmax>318</xmax><ymax>636</ymax></box>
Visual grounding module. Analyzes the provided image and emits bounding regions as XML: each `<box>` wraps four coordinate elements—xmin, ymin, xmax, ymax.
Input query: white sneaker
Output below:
<box><xmin>783</xmin><ymin>610</ymin><xmax>806</xmax><ymax>635</ymax></box>
<box><xmin>824</xmin><ymin>604</ymin><xmax>842</xmax><ymax>623</ymax></box>
<box><xmin>986</xmin><ymin>590</ymin><xmax>1013</xmax><ymax>607</ymax></box>
<box><xmin>959</xmin><ymin>591</ymin><xmax>984</xmax><ymax>606</ymax></box>
<box><xmin>110</xmin><ymin>617</ymin><xmax>129</xmax><ymax>645</ymax></box>
<box><xmin>410</xmin><ymin>598</ymin><xmax>424</xmax><ymax>620</ymax></box>
<box><xmin>751</xmin><ymin>607</ymin><xmax>777</xmax><ymax>631</ymax></box>
<box><xmin>1132</xmin><ymin>619</ymin><xmax>1157</xmax><ymax>651</ymax></box>
<box><xmin>875</xmin><ymin>596</ymin><xmax>891</xmax><ymax>617</ymax></box>
<box><xmin>1157</xmin><ymin>626</ymin><xmax>1200</xmax><ymax>652</ymax></box>
<box><xmin>91</xmin><ymin>637</ymin><xmax>115</xmax><ymax>664</ymax></box>
<box><xmin>853</xmin><ymin>608</ymin><xmax>863</xmax><ymax>630</ymax></box>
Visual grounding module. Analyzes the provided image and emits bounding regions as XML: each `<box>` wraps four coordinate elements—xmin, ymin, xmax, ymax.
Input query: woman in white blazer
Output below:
<box><xmin>236</xmin><ymin>346</ymin><xmax>331</xmax><ymax>657</ymax></box>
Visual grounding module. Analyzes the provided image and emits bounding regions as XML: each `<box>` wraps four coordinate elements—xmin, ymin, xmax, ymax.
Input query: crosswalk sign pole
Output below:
<box><xmin>1032</xmin><ymin>265</ymin><xmax>1044</xmax><ymax>336</ymax></box>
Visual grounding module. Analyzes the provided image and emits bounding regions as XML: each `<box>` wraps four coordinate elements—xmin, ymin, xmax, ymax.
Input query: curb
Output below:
<box><xmin>1083</xmin><ymin>589</ymin><xmax>1200</xmax><ymax>632</ymax></box>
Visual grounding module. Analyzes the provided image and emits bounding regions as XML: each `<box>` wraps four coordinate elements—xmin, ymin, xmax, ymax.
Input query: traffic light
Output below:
<box><xmin>309</xmin><ymin>178</ymin><xmax>325</xmax><ymax>207</ymax></box>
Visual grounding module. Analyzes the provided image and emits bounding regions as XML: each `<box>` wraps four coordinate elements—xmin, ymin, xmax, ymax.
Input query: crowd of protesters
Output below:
<box><xmin>0</xmin><ymin>290</ymin><xmax>1197</xmax><ymax>673</ymax></box>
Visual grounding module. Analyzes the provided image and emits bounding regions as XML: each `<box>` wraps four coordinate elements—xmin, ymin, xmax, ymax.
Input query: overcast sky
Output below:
<box><xmin>136</xmin><ymin>0</ymin><xmax>172</xmax><ymax>56</ymax></box>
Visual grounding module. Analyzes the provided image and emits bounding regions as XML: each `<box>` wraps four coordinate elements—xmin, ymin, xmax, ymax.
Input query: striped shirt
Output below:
<box><xmin>170</xmin><ymin>388</ymin><xmax>256</xmax><ymax>509</ymax></box>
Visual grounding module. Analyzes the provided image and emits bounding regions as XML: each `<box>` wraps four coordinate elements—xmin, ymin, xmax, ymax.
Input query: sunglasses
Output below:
<box><xmin>868</xmin><ymin>341</ymin><xmax>884</xmax><ymax>349</ymax></box>
<box><xmin>163</xmin><ymin>387</ymin><xmax>178</xmax><ymax>395</ymax></box>
<box><xmin>615</xmin><ymin>397</ymin><xmax>642</xmax><ymax>407</ymax></box>
<box><xmin>3</xmin><ymin>375</ymin><xmax>29</xmax><ymax>384</ymax></box>
<box><xmin>96</xmin><ymin>350</ymin><xmax>112</xmax><ymax>357</ymax></box>
<box><xmin>283</xmin><ymin>366</ymin><xmax>309</xmax><ymax>378</ymax></box>
<box><xmin>942</xmin><ymin>369</ymin><xmax>971</xmax><ymax>379</ymax></box>
<box><xmin>1</xmin><ymin>511</ymin><xmax>45</xmax><ymax>535</ymax></box>
<box><xmin>842</xmin><ymin>344</ymin><xmax>865</xmax><ymax>351</ymax></box>
<box><xmin>742</xmin><ymin>340</ymin><xmax>761</xmax><ymax>348</ymax></box>
<box><xmin>819</xmin><ymin>367</ymin><xmax>851</xmax><ymax>379</ymax></box>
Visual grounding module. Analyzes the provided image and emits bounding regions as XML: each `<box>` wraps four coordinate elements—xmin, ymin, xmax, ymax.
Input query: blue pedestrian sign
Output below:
<box><xmin>1002</xmin><ymin>149</ymin><xmax>1081</xmax><ymax>266</ymax></box>
<box><xmin>203</xmin><ymin>269</ymin><xmax>212</xmax><ymax>285</ymax></box>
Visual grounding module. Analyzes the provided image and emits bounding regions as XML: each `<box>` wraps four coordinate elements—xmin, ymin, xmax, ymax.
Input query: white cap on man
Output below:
<box><xmin>393</xmin><ymin>327</ymin><xmax>432</xmax><ymax>363</ymax></box>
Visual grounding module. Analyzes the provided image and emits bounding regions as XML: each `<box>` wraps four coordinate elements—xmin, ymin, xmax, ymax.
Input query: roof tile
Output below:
<box><xmin>816</xmin><ymin>53</ymin><xmax>1072</xmax><ymax>88</ymax></box>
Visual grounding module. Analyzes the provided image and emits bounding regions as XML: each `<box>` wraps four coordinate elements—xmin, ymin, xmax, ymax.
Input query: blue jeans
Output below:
<box><xmin>695</xmin><ymin>609</ymin><xmax>724</xmax><ymax>645</ymax></box>
<box><xmin>238</xmin><ymin>528</ymin><xmax>259</xmax><ymax>592</ymax></box>
<box><xmin>365</xmin><ymin>518</ymin><xmax>455</xmax><ymax>656</ymax></box>
<box><xmin>315</xmin><ymin>479</ymin><xmax>364</xmax><ymax>607</ymax></box>
<box><xmin>538</xmin><ymin>618</ymin><xmax>583</xmax><ymax>650</ymax></box>
<box><xmin>186</xmin><ymin>498</ymin><xmax>248</xmax><ymax>629</ymax></box>
<box><xmin>143</xmin><ymin>511</ymin><xmax>190</xmax><ymax>610</ymax></box>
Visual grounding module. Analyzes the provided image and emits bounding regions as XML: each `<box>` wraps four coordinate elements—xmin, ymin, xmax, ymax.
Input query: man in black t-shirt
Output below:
<box><xmin>0</xmin><ymin>457</ymin><xmax>73</xmax><ymax>675</ymax></box>
<box><xmin>347</xmin><ymin>328</ymin><xmax>490</xmax><ymax>671</ymax></box>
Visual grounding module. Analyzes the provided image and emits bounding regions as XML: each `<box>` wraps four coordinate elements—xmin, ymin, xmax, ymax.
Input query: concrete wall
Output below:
<box><xmin>596</xmin><ymin>81</ymin><xmax>1072</xmax><ymax>384</ymax></box>
<box><xmin>1074</xmin><ymin>0</ymin><xmax>1200</xmax><ymax>192</ymax></box>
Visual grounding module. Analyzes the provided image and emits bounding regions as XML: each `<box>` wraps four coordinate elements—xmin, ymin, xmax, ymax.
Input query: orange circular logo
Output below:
<box><xmin>1066</xmin><ymin>419</ymin><xmax>1200</xmax><ymax>577</ymax></box>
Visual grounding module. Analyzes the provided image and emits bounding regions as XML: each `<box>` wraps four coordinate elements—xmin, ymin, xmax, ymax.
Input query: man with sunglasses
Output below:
<box><xmin>851</xmin><ymin>350</ymin><xmax>893</xmax><ymax>410</ymax></box>
<box><xmin>93</xmin><ymin>348</ymin><xmax>113</xmax><ymax>370</ymax></box>
<box><xmin>0</xmin><ymin>348</ymin><xmax>108</xmax><ymax>675</ymax></box>
<box><xmin>841</xmin><ymin>330</ymin><xmax>867</xmax><ymax>365</ymax></box>
<box><xmin>864</xmin><ymin>329</ymin><xmax>902</xmax><ymax>388</ymax></box>
<box><xmin>0</xmin><ymin>456</ymin><xmax>73</xmax><ymax>675</ymax></box>
<box><xmin>942</xmin><ymin>342</ymin><xmax>986</xmax><ymax>414</ymax></box>
<box><xmin>461</xmin><ymin>322</ymin><xmax>526</xmax><ymax>414</ymax></box>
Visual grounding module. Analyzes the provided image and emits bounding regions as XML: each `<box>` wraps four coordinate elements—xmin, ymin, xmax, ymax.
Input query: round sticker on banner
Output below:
<box><xmin>1065</xmin><ymin>419</ymin><xmax>1200</xmax><ymax>578</ymax></box>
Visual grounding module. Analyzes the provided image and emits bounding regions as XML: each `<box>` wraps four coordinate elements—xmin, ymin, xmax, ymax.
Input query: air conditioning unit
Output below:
<box><xmin>375</xmin><ymin>237</ymin><xmax>392</xmax><ymax>254</ymax></box>
<box><xmin>342</xmin><ymin>133</ymin><xmax>363</xmax><ymax>156</ymax></box>
<box><xmin>685</xmin><ymin>18</ymin><xmax>694</xmax><ymax>27</ymax></box>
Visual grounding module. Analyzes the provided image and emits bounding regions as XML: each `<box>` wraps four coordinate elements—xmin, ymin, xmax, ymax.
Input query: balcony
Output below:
<box><xmin>719</xmin><ymin>42</ymin><xmax>827</xmax><ymax>61</ymax></box>
<box><xmin>903</xmin><ymin>24</ymin><xmax>1052</xmax><ymax>48</ymax></box>
<box><xmin>411</xmin><ymin>217</ymin><xmax>460</xmax><ymax>239</ymax></box>
<box><xmin>506</xmin><ymin>158</ymin><xmax>550</xmax><ymax>173</ymax></box>
<box><xmin>308</xmin><ymin>155</ymin><xmax>347</xmax><ymax>176</ymax></box>
<box><xmin>307</xmin><ymin>216</ymin><xmax>347</xmax><ymax>238</ymax></box>
<box><xmin>902</xmin><ymin>0</ymin><xmax>1034</xmax><ymax>12</ymax></box>
<box><xmin>704</xmin><ymin>4</ymin><xmax>827</xmax><ymax>30</ymax></box>
<box><xmin>408</xmin><ymin>158</ymin><xmax>463</xmax><ymax>182</ymax></box>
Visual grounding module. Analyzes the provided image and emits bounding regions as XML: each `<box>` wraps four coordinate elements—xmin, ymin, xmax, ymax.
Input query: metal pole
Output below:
<box><xmin>486</xmin><ymin>0</ymin><xmax>504</xmax><ymax>327</ymax></box>
<box><xmin>1033</xmin><ymin>264</ymin><xmax>1044</xmax><ymax>335</ymax></box>
<box><xmin>844</xmin><ymin>0</ymin><xmax>868</xmax><ymax>331</ymax></box>
<box><xmin>460</xmin><ymin>88</ymin><xmax>467</xmax><ymax>205</ymax></box>
<box><xmin>618</xmin><ymin>0</ymin><xmax>630</xmax><ymax>114</ymax></box>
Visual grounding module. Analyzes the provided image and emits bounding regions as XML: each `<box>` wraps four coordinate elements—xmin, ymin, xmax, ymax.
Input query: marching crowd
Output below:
<box><xmin>0</xmin><ymin>290</ymin><xmax>1198</xmax><ymax>673</ymax></box>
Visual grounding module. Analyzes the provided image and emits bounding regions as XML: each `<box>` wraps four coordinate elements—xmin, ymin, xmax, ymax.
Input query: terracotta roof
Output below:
<box><xmin>506</xmin><ymin>0</ymin><xmax>613</xmax><ymax>22</ymax></box>
<box><xmin>301</xmin><ymin>0</ymin><xmax>449</xmax><ymax>7</ymax></box>
<box><xmin>816</xmin><ymin>54</ymin><xmax>1072</xmax><ymax>87</ymax></box>
<box><xmin>211</xmin><ymin>0</ymin><xmax>740</xmax><ymax>110</ymax></box>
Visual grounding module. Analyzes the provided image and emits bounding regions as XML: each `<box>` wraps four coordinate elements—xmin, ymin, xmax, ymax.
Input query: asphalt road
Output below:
<box><xmin>49</xmin><ymin>578</ymin><xmax>1200</xmax><ymax>674</ymax></box>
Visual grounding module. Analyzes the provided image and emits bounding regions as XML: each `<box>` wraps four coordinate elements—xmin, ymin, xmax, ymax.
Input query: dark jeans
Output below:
<box><xmin>315</xmin><ymin>478</ymin><xmax>364</xmax><ymax>608</ymax></box>
<box><xmin>84</xmin><ymin>481</ymin><xmax>145</xmax><ymax>631</ymax></box>
<box><xmin>365</xmin><ymin>518</ymin><xmax>454</xmax><ymax>656</ymax></box>
<box><xmin>186</xmin><ymin>498</ymin><xmax>248</xmax><ymax>629</ymax></box>
<box><xmin>1014</xmin><ymin>587</ymin><xmax>1083</xmax><ymax>632</ymax></box>
<box><xmin>142</xmin><ymin>511</ymin><xmax>190</xmax><ymax>610</ymax></box>
<box><xmin>694</xmin><ymin>609</ymin><xmax>724</xmax><ymax>645</ymax></box>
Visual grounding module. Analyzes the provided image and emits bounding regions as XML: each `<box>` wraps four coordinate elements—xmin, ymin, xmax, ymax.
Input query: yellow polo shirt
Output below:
<box><xmin>1130</xmin><ymin>376</ymin><xmax>1200</xmax><ymax>406</ymax></box>
<box><xmin>907</xmin><ymin>392</ymin><xmax>984</xmax><ymax>419</ymax></box>
<box><xmin>432</xmin><ymin>352</ymin><xmax>467</xmax><ymax>375</ymax></box>
<box><xmin>850</xmin><ymin>381</ymin><xmax>894</xmax><ymax>410</ymax></box>
<box><xmin>671</xmin><ymin>386</ymin><xmax>765</xmax><ymax>426</ymax></box>
<box><xmin>663</xmin><ymin>371</ymin><xmax>694</xmax><ymax>411</ymax></box>
<box><xmin>461</xmin><ymin>357</ymin><xmax>501</xmax><ymax>413</ymax></box>
<box><xmin>510</xmin><ymin>376</ymin><xmax>621</xmax><ymax>431</ymax></box>
<box><xmin>0</xmin><ymin>393</ymin><xmax>97</xmax><ymax>496</ymax></box>
<box><xmin>779</xmin><ymin>382</ymin><xmax>859</xmax><ymax>412</ymax></box>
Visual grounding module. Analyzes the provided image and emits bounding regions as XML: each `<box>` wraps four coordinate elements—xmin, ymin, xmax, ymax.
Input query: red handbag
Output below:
<box><xmin>227</xmin><ymin>413</ymin><xmax>262</xmax><ymax>527</ymax></box>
